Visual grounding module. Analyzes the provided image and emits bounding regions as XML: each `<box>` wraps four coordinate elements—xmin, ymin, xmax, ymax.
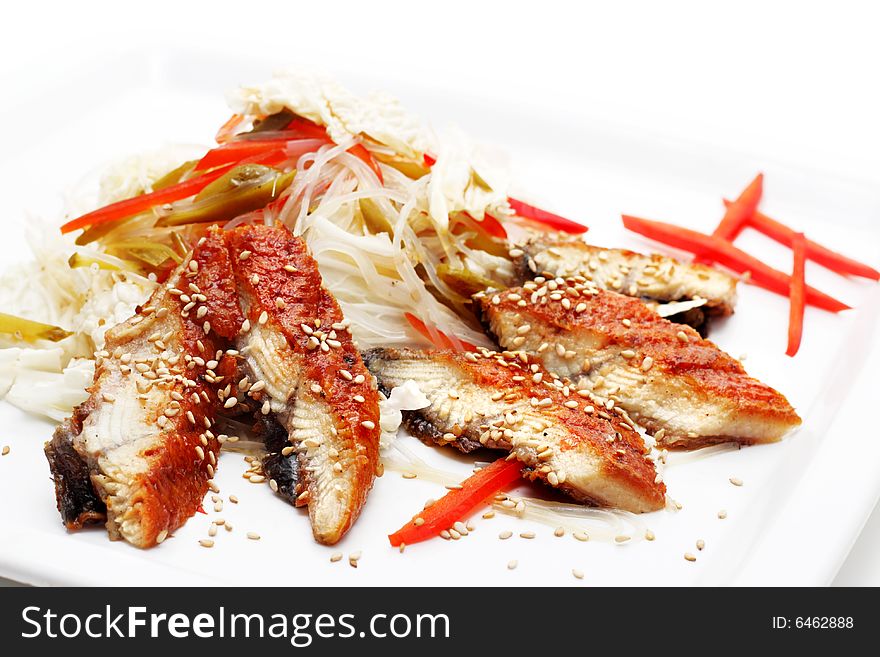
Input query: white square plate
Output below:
<box><xmin>1</xmin><ymin>48</ymin><xmax>878</xmax><ymax>586</ymax></box>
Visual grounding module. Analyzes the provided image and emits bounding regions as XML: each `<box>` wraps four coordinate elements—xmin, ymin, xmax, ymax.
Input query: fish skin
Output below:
<box><xmin>227</xmin><ymin>225</ymin><xmax>380</xmax><ymax>545</ymax></box>
<box><xmin>517</xmin><ymin>236</ymin><xmax>738</xmax><ymax>317</ymax></box>
<box><xmin>479</xmin><ymin>280</ymin><xmax>801</xmax><ymax>448</ymax></box>
<box><xmin>364</xmin><ymin>347</ymin><xmax>666</xmax><ymax>513</ymax></box>
<box><xmin>45</xmin><ymin>228</ymin><xmax>241</xmax><ymax>547</ymax></box>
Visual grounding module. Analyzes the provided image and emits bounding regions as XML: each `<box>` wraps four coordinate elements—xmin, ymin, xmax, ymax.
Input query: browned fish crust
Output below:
<box><xmin>227</xmin><ymin>225</ymin><xmax>380</xmax><ymax>544</ymax></box>
<box><xmin>479</xmin><ymin>280</ymin><xmax>801</xmax><ymax>447</ymax></box>
<box><xmin>45</xmin><ymin>228</ymin><xmax>241</xmax><ymax>547</ymax></box>
<box><xmin>364</xmin><ymin>347</ymin><xmax>666</xmax><ymax>512</ymax></box>
<box><xmin>516</xmin><ymin>236</ymin><xmax>738</xmax><ymax>317</ymax></box>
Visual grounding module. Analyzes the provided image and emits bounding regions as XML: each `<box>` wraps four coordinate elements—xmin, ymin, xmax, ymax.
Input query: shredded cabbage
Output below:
<box><xmin>378</xmin><ymin>380</ymin><xmax>431</xmax><ymax>451</ymax></box>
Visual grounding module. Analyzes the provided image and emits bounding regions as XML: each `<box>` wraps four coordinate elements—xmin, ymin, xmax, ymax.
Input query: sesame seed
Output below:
<box><xmin>247</xmin><ymin>532</ymin><xmax>261</xmax><ymax>540</ymax></box>
<box><xmin>684</xmin><ymin>552</ymin><xmax>696</xmax><ymax>562</ymax></box>
<box><xmin>199</xmin><ymin>539</ymin><xmax>214</xmax><ymax>548</ymax></box>
<box><xmin>229</xmin><ymin>495</ymin><xmax>239</xmax><ymax>504</ymax></box>
<box><xmin>645</xmin><ymin>529</ymin><xmax>656</xmax><ymax>541</ymax></box>
<box><xmin>156</xmin><ymin>530</ymin><xmax>168</xmax><ymax>544</ymax></box>
<box><xmin>519</xmin><ymin>531</ymin><xmax>536</xmax><ymax>539</ymax></box>
<box><xmin>676</xmin><ymin>330</ymin><xmax>689</xmax><ymax>343</ymax></box>
<box><xmin>330</xmin><ymin>552</ymin><xmax>343</xmax><ymax>563</ymax></box>
<box><xmin>696</xmin><ymin>539</ymin><xmax>705</xmax><ymax>551</ymax></box>
<box><xmin>250</xmin><ymin>274</ymin><xmax>260</xmax><ymax>285</ymax></box>
<box><xmin>275</xmin><ymin>297</ymin><xmax>286</xmax><ymax>309</ymax></box>
<box><xmin>361</xmin><ymin>420</ymin><xmax>376</xmax><ymax>430</ymax></box>
<box><xmin>195</xmin><ymin>446</ymin><xmax>205</xmax><ymax>460</ymax></box>
<box><xmin>402</xmin><ymin>472</ymin><xmax>417</xmax><ymax>480</ymax></box>
<box><xmin>239</xmin><ymin>250</ymin><xmax>252</xmax><ymax>261</ymax></box>
<box><xmin>258</xmin><ymin>311</ymin><xmax>269</xmax><ymax>325</ymax></box>
<box><xmin>572</xmin><ymin>568</ymin><xmax>584</xmax><ymax>580</ymax></box>
<box><xmin>284</xmin><ymin>264</ymin><xmax>297</xmax><ymax>273</ymax></box>
<box><xmin>353</xmin><ymin>374</ymin><xmax>366</xmax><ymax>384</ymax></box>
<box><xmin>499</xmin><ymin>531</ymin><xmax>512</xmax><ymax>540</ymax></box>
<box><xmin>223</xmin><ymin>397</ymin><xmax>238</xmax><ymax>409</ymax></box>
<box><xmin>507</xmin><ymin>560</ymin><xmax>518</xmax><ymax>570</ymax></box>
<box><xmin>614</xmin><ymin>535</ymin><xmax>631</xmax><ymax>544</ymax></box>
<box><xmin>717</xmin><ymin>509</ymin><xmax>728</xmax><ymax>519</ymax></box>
<box><xmin>554</xmin><ymin>527</ymin><xmax>565</xmax><ymax>537</ymax></box>
<box><xmin>208</xmin><ymin>525</ymin><xmax>218</xmax><ymax>537</ymax></box>
<box><xmin>729</xmin><ymin>477</ymin><xmax>743</xmax><ymax>487</ymax></box>
<box><xmin>482</xmin><ymin>510</ymin><xmax>495</xmax><ymax>519</ymax></box>
<box><xmin>573</xmin><ymin>531</ymin><xmax>589</xmax><ymax>542</ymax></box>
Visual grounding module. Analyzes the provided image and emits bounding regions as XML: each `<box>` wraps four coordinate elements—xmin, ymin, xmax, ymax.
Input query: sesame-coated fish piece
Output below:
<box><xmin>227</xmin><ymin>225</ymin><xmax>380</xmax><ymax>545</ymax></box>
<box><xmin>516</xmin><ymin>236</ymin><xmax>738</xmax><ymax>319</ymax></box>
<box><xmin>479</xmin><ymin>280</ymin><xmax>801</xmax><ymax>448</ymax></box>
<box><xmin>45</xmin><ymin>228</ymin><xmax>242</xmax><ymax>547</ymax></box>
<box><xmin>364</xmin><ymin>347</ymin><xmax>665</xmax><ymax>513</ymax></box>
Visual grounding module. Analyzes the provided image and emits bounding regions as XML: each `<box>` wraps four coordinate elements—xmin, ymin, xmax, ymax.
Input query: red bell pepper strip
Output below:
<box><xmin>215</xmin><ymin>113</ymin><xmax>245</xmax><ymax>144</ymax></box>
<box><xmin>722</xmin><ymin>200</ymin><xmax>880</xmax><ymax>281</ymax></box>
<box><xmin>462</xmin><ymin>211</ymin><xmax>507</xmax><ymax>239</ymax></box>
<box><xmin>621</xmin><ymin>214</ymin><xmax>850</xmax><ymax>313</ymax></box>
<box><xmin>508</xmin><ymin>197</ymin><xmax>588</xmax><ymax>234</ymax></box>
<box><xmin>693</xmin><ymin>174</ymin><xmax>763</xmax><ymax>264</ymax></box>
<box><xmin>404</xmin><ymin>312</ymin><xmax>476</xmax><ymax>352</ymax></box>
<box><xmin>388</xmin><ymin>457</ymin><xmax>523</xmax><ymax>547</ymax></box>
<box><xmin>60</xmin><ymin>149</ymin><xmax>288</xmax><ymax>234</ymax></box>
<box><xmin>786</xmin><ymin>233</ymin><xmax>807</xmax><ymax>357</ymax></box>
<box><xmin>348</xmin><ymin>143</ymin><xmax>384</xmax><ymax>184</ymax></box>
<box><xmin>195</xmin><ymin>137</ymin><xmax>329</xmax><ymax>172</ymax></box>
<box><xmin>283</xmin><ymin>115</ymin><xmax>332</xmax><ymax>141</ymax></box>
<box><xmin>423</xmin><ymin>153</ymin><xmax>437</xmax><ymax>167</ymax></box>
<box><xmin>714</xmin><ymin>173</ymin><xmax>763</xmax><ymax>241</ymax></box>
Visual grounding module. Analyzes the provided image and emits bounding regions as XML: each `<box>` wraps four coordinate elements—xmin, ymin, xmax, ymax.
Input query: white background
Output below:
<box><xmin>1</xmin><ymin>0</ymin><xmax>878</xmax><ymax>585</ymax></box>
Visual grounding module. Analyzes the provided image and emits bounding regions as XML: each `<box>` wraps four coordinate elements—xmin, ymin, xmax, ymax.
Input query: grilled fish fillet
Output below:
<box><xmin>363</xmin><ymin>347</ymin><xmax>665</xmax><ymax>513</ymax></box>
<box><xmin>227</xmin><ymin>225</ymin><xmax>380</xmax><ymax>545</ymax></box>
<box><xmin>45</xmin><ymin>229</ymin><xmax>242</xmax><ymax>547</ymax></box>
<box><xmin>478</xmin><ymin>279</ymin><xmax>801</xmax><ymax>448</ymax></box>
<box><xmin>516</xmin><ymin>236</ymin><xmax>738</xmax><ymax>317</ymax></box>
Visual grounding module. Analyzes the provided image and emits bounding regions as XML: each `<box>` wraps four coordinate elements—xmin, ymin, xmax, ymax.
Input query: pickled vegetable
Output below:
<box><xmin>152</xmin><ymin>160</ymin><xmax>198</xmax><ymax>191</ymax></box>
<box><xmin>106</xmin><ymin>240</ymin><xmax>182</xmax><ymax>267</ymax></box>
<box><xmin>0</xmin><ymin>312</ymin><xmax>72</xmax><ymax>342</ymax></box>
<box><xmin>156</xmin><ymin>165</ymin><xmax>295</xmax><ymax>227</ymax></box>
<box><xmin>373</xmin><ymin>152</ymin><xmax>430</xmax><ymax>179</ymax></box>
<box><xmin>436</xmin><ymin>263</ymin><xmax>499</xmax><ymax>298</ymax></box>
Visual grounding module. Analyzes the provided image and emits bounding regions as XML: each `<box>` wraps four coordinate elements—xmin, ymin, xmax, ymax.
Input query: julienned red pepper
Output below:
<box><xmin>404</xmin><ymin>313</ymin><xmax>476</xmax><ymax>352</ymax></box>
<box><xmin>693</xmin><ymin>174</ymin><xmax>763</xmax><ymax>264</ymax></box>
<box><xmin>214</xmin><ymin>113</ymin><xmax>245</xmax><ymax>144</ymax></box>
<box><xmin>60</xmin><ymin>149</ymin><xmax>288</xmax><ymax>234</ymax></box>
<box><xmin>787</xmin><ymin>233</ymin><xmax>807</xmax><ymax>357</ymax></box>
<box><xmin>621</xmin><ymin>214</ymin><xmax>850</xmax><ymax>313</ymax></box>
<box><xmin>347</xmin><ymin>143</ymin><xmax>384</xmax><ymax>184</ymax></box>
<box><xmin>462</xmin><ymin>212</ymin><xmax>507</xmax><ymax>239</ymax></box>
<box><xmin>194</xmin><ymin>138</ymin><xmax>325</xmax><ymax>172</ymax></box>
<box><xmin>722</xmin><ymin>200</ymin><xmax>880</xmax><ymax>281</ymax></box>
<box><xmin>507</xmin><ymin>198</ymin><xmax>588</xmax><ymax>234</ymax></box>
<box><xmin>388</xmin><ymin>457</ymin><xmax>523</xmax><ymax>547</ymax></box>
